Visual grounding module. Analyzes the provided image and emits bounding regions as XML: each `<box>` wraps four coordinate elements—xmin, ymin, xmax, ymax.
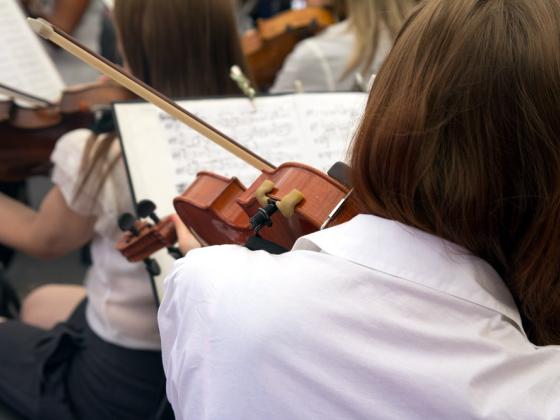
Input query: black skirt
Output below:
<box><xmin>0</xmin><ymin>300</ymin><xmax>168</xmax><ymax>420</ymax></box>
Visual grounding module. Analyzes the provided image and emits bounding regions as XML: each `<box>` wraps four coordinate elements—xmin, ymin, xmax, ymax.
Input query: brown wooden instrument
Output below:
<box><xmin>0</xmin><ymin>81</ymin><xmax>131</xmax><ymax>181</ymax></box>
<box><xmin>242</xmin><ymin>7</ymin><xmax>335</xmax><ymax>90</ymax></box>
<box><xmin>30</xmin><ymin>18</ymin><xmax>361</xmax><ymax>260</ymax></box>
<box><xmin>117</xmin><ymin>215</ymin><xmax>178</xmax><ymax>263</ymax></box>
<box><xmin>174</xmin><ymin>163</ymin><xmax>359</xmax><ymax>250</ymax></box>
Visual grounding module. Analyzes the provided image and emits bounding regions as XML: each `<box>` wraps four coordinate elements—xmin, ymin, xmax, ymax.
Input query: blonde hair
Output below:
<box><xmin>345</xmin><ymin>0</ymin><xmax>417</xmax><ymax>77</ymax></box>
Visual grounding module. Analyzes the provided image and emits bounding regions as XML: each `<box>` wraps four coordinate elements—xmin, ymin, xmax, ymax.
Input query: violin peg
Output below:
<box><xmin>255</xmin><ymin>180</ymin><xmax>276</xmax><ymax>207</ymax></box>
<box><xmin>144</xmin><ymin>258</ymin><xmax>161</xmax><ymax>277</ymax></box>
<box><xmin>118</xmin><ymin>213</ymin><xmax>140</xmax><ymax>236</ymax></box>
<box><xmin>276</xmin><ymin>189</ymin><xmax>304</xmax><ymax>218</ymax></box>
<box><xmin>137</xmin><ymin>199</ymin><xmax>157</xmax><ymax>218</ymax></box>
<box><xmin>167</xmin><ymin>246</ymin><xmax>183</xmax><ymax>260</ymax></box>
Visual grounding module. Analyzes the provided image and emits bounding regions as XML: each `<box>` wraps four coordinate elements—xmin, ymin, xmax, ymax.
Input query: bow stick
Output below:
<box><xmin>28</xmin><ymin>17</ymin><xmax>275</xmax><ymax>172</ymax></box>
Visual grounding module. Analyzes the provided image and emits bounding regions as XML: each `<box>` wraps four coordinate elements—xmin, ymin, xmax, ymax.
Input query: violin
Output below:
<box><xmin>31</xmin><ymin>18</ymin><xmax>361</xmax><ymax>258</ymax></box>
<box><xmin>242</xmin><ymin>7</ymin><xmax>335</xmax><ymax>90</ymax></box>
<box><xmin>116</xmin><ymin>161</ymin><xmax>354</xmax><ymax>262</ymax></box>
<box><xmin>0</xmin><ymin>81</ymin><xmax>131</xmax><ymax>182</ymax></box>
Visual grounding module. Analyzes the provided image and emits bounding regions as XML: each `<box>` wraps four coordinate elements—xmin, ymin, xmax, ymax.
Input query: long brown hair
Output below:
<box><xmin>351</xmin><ymin>0</ymin><xmax>560</xmax><ymax>345</ymax></box>
<box><xmin>77</xmin><ymin>0</ymin><xmax>247</xmax><ymax>198</ymax></box>
<box><xmin>344</xmin><ymin>0</ymin><xmax>417</xmax><ymax>77</ymax></box>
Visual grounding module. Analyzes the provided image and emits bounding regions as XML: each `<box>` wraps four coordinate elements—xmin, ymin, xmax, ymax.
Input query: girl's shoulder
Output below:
<box><xmin>52</xmin><ymin>129</ymin><xmax>121</xmax><ymax>166</ymax></box>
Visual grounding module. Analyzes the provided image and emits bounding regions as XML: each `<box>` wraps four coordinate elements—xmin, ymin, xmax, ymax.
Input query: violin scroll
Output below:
<box><xmin>115</xmin><ymin>200</ymin><xmax>180</xmax><ymax>265</ymax></box>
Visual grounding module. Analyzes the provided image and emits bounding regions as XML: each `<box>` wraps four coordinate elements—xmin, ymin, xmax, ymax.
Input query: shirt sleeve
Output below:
<box><xmin>51</xmin><ymin>128</ymin><xmax>101</xmax><ymax>217</ymax></box>
<box><xmin>50</xmin><ymin>129</ymin><xmax>129</xmax><ymax>238</ymax></box>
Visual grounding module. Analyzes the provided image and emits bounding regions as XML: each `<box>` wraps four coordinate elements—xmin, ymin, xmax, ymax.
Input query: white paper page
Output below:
<box><xmin>0</xmin><ymin>0</ymin><xmax>64</xmax><ymax>102</ymax></box>
<box><xmin>115</xmin><ymin>92</ymin><xmax>367</xmax><ymax>300</ymax></box>
<box><xmin>293</xmin><ymin>93</ymin><xmax>365</xmax><ymax>165</ymax></box>
<box><xmin>160</xmin><ymin>92</ymin><xmax>366</xmax><ymax>193</ymax></box>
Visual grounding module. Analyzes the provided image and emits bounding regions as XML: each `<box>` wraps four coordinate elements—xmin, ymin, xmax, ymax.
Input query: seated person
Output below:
<box><xmin>160</xmin><ymin>0</ymin><xmax>560</xmax><ymax>418</ymax></box>
<box><xmin>0</xmin><ymin>0</ymin><xmax>248</xmax><ymax>418</ymax></box>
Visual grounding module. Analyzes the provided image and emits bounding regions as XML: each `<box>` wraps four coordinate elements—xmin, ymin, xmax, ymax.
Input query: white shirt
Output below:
<box><xmin>51</xmin><ymin>129</ymin><xmax>160</xmax><ymax>350</ymax></box>
<box><xmin>159</xmin><ymin>214</ymin><xmax>560</xmax><ymax>419</ymax></box>
<box><xmin>270</xmin><ymin>21</ymin><xmax>392</xmax><ymax>93</ymax></box>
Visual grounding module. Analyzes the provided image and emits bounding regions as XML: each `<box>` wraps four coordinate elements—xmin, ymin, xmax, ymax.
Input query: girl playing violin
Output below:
<box><xmin>0</xmin><ymin>0</ymin><xmax>247</xmax><ymax>418</ymax></box>
<box><xmin>160</xmin><ymin>0</ymin><xmax>560</xmax><ymax>418</ymax></box>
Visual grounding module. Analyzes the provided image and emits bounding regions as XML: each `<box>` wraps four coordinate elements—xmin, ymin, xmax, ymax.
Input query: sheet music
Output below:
<box><xmin>114</xmin><ymin>92</ymin><xmax>367</xmax><ymax>299</ymax></box>
<box><xmin>160</xmin><ymin>93</ymin><xmax>364</xmax><ymax>193</ymax></box>
<box><xmin>0</xmin><ymin>0</ymin><xmax>64</xmax><ymax>102</ymax></box>
<box><xmin>161</xmin><ymin>96</ymin><xmax>301</xmax><ymax>193</ymax></box>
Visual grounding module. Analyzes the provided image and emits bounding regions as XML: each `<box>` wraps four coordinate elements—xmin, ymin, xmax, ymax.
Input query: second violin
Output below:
<box><xmin>0</xmin><ymin>81</ymin><xmax>130</xmax><ymax>182</ymax></box>
<box><xmin>242</xmin><ymin>7</ymin><xmax>335</xmax><ymax>90</ymax></box>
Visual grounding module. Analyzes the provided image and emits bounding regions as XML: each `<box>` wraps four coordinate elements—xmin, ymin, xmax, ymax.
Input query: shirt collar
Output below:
<box><xmin>294</xmin><ymin>214</ymin><xmax>524</xmax><ymax>331</ymax></box>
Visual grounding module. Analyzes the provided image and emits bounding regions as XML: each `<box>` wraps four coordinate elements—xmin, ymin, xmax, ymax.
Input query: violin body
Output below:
<box><xmin>0</xmin><ymin>81</ymin><xmax>130</xmax><ymax>181</ymax></box>
<box><xmin>243</xmin><ymin>7</ymin><xmax>335</xmax><ymax>90</ymax></box>
<box><xmin>173</xmin><ymin>162</ymin><xmax>360</xmax><ymax>250</ymax></box>
<box><xmin>0</xmin><ymin>113</ymin><xmax>91</xmax><ymax>181</ymax></box>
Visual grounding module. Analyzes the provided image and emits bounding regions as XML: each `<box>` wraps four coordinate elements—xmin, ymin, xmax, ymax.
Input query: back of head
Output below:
<box><xmin>114</xmin><ymin>0</ymin><xmax>247</xmax><ymax>97</ymax></box>
<box><xmin>351</xmin><ymin>0</ymin><xmax>560</xmax><ymax>345</ymax></box>
<box><xmin>76</xmin><ymin>0</ymin><xmax>247</xmax><ymax>201</ymax></box>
